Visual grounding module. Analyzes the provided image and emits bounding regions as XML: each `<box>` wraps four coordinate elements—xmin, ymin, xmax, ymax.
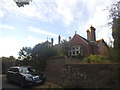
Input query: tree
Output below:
<box><xmin>109</xmin><ymin>1</ymin><xmax>120</xmax><ymax>19</ymax></box>
<box><xmin>31</xmin><ymin>43</ymin><xmax>57</xmax><ymax>71</ymax></box>
<box><xmin>112</xmin><ymin>18</ymin><xmax>120</xmax><ymax>62</ymax></box>
<box><xmin>108</xmin><ymin>1</ymin><xmax>120</xmax><ymax>62</ymax></box>
<box><xmin>32</xmin><ymin>43</ymin><xmax>57</xmax><ymax>60</ymax></box>
<box><xmin>61</xmin><ymin>39</ymin><xmax>70</xmax><ymax>56</ymax></box>
<box><xmin>1</xmin><ymin>56</ymin><xmax>16</xmax><ymax>61</ymax></box>
<box><xmin>18</xmin><ymin>47</ymin><xmax>32</xmax><ymax>60</ymax></box>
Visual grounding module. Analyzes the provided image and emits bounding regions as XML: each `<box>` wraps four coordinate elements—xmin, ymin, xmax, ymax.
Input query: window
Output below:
<box><xmin>80</xmin><ymin>45</ymin><xmax>83</xmax><ymax>55</ymax></box>
<box><xmin>11</xmin><ymin>68</ymin><xmax>19</xmax><ymax>73</ymax></box>
<box><xmin>72</xmin><ymin>47</ymin><xmax>75</xmax><ymax>50</ymax></box>
<box><xmin>76</xmin><ymin>51</ymin><xmax>79</xmax><ymax>54</ymax></box>
<box><xmin>69</xmin><ymin>52</ymin><xmax>71</xmax><ymax>55</ymax></box>
<box><xmin>69</xmin><ymin>45</ymin><xmax>83</xmax><ymax>56</ymax></box>
<box><xmin>19</xmin><ymin>67</ymin><xmax>36</xmax><ymax>74</ymax></box>
<box><xmin>76</xmin><ymin>47</ymin><xmax>79</xmax><ymax>49</ymax></box>
<box><xmin>73</xmin><ymin>51</ymin><xmax>75</xmax><ymax>55</ymax></box>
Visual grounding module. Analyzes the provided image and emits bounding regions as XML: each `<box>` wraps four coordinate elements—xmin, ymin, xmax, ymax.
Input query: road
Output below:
<box><xmin>2</xmin><ymin>75</ymin><xmax>60</xmax><ymax>89</ymax></box>
<box><xmin>2</xmin><ymin>75</ymin><xmax>23</xmax><ymax>89</ymax></box>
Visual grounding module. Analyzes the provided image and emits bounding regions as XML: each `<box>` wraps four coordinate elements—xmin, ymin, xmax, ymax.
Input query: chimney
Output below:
<box><xmin>51</xmin><ymin>38</ymin><xmax>53</xmax><ymax>46</ymax></box>
<box><xmin>89</xmin><ymin>25</ymin><xmax>96</xmax><ymax>41</ymax></box>
<box><xmin>58</xmin><ymin>35</ymin><xmax>61</xmax><ymax>44</ymax></box>
<box><xmin>69</xmin><ymin>37</ymin><xmax>71</xmax><ymax>41</ymax></box>
<box><xmin>86</xmin><ymin>29</ymin><xmax>90</xmax><ymax>41</ymax></box>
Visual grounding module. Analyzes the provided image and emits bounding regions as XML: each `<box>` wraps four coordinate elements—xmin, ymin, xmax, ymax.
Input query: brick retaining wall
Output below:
<box><xmin>61</xmin><ymin>63</ymin><xmax>119</xmax><ymax>88</ymax></box>
<box><xmin>45</xmin><ymin>57</ymin><xmax>120</xmax><ymax>88</ymax></box>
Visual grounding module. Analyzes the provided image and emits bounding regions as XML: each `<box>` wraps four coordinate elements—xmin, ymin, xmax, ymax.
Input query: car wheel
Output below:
<box><xmin>20</xmin><ymin>80</ymin><xmax>25</xmax><ymax>88</ymax></box>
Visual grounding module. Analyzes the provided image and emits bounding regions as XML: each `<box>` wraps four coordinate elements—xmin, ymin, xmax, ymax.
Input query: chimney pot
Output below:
<box><xmin>69</xmin><ymin>37</ymin><xmax>71</xmax><ymax>41</ymax></box>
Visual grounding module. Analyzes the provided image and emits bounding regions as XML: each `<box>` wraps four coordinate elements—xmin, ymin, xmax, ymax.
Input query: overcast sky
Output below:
<box><xmin>0</xmin><ymin>0</ymin><xmax>118</xmax><ymax>58</ymax></box>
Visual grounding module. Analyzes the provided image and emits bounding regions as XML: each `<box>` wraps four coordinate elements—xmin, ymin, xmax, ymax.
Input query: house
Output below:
<box><xmin>41</xmin><ymin>25</ymin><xmax>109</xmax><ymax>58</ymax></box>
<box><xmin>68</xmin><ymin>26</ymin><xmax>109</xmax><ymax>57</ymax></box>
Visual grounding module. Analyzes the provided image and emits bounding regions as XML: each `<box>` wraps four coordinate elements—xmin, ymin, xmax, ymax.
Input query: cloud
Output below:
<box><xmin>0</xmin><ymin>0</ymin><xmax>79</xmax><ymax>26</ymax></box>
<box><xmin>0</xmin><ymin>37</ymin><xmax>23</xmax><ymax>57</ymax></box>
<box><xmin>28</xmin><ymin>26</ymin><xmax>58</xmax><ymax>38</ymax></box>
<box><xmin>27</xmin><ymin>35</ymin><xmax>45</xmax><ymax>45</ymax></box>
<box><xmin>0</xmin><ymin>24</ymin><xmax>15</xmax><ymax>30</ymax></box>
<box><xmin>0</xmin><ymin>36</ymin><xmax>44</xmax><ymax>58</ymax></box>
<box><xmin>0</xmin><ymin>0</ymin><xmax>117</xmax><ymax>28</ymax></box>
<box><xmin>75</xmin><ymin>0</ymin><xmax>116</xmax><ymax>41</ymax></box>
<box><xmin>0</xmin><ymin>10</ymin><xmax>4</xmax><ymax>18</ymax></box>
<box><xmin>1</xmin><ymin>0</ymin><xmax>116</xmax><ymax>29</ymax></box>
<box><xmin>86</xmin><ymin>0</ymin><xmax>115</xmax><ymax>42</ymax></box>
<box><xmin>54</xmin><ymin>0</ymin><xmax>77</xmax><ymax>26</ymax></box>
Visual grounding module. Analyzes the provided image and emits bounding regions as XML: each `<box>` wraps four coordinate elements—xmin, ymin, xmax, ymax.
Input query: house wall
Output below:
<box><xmin>69</xmin><ymin>31</ymin><xmax>109</xmax><ymax>57</ymax></box>
<box><xmin>89</xmin><ymin>42</ymin><xmax>99</xmax><ymax>55</ymax></box>
<box><xmin>70</xmin><ymin>34</ymin><xmax>91</xmax><ymax>57</ymax></box>
<box><xmin>98</xmin><ymin>41</ymin><xmax>109</xmax><ymax>56</ymax></box>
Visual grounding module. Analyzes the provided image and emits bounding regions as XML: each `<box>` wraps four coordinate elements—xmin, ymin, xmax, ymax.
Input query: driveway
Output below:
<box><xmin>2</xmin><ymin>75</ymin><xmax>60</xmax><ymax>89</ymax></box>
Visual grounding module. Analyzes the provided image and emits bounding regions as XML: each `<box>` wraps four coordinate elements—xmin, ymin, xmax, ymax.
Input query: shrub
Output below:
<box><xmin>82</xmin><ymin>55</ymin><xmax>111</xmax><ymax>63</ymax></box>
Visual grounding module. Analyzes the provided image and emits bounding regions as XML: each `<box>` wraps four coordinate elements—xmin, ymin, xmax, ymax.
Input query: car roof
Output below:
<box><xmin>10</xmin><ymin>66</ymin><xmax>31</xmax><ymax>69</ymax></box>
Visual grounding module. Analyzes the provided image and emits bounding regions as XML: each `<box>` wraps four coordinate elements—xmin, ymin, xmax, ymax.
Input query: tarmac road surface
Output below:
<box><xmin>2</xmin><ymin>75</ymin><xmax>21</xmax><ymax>89</ymax></box>
<box><xmin>2</xmin><ymin>75</ymin><xmax>60</xmax><ymax>89</ymax></box>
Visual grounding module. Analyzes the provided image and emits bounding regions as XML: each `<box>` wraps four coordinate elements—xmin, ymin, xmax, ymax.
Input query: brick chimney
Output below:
<box><xmin>90</xmin><ymin>25</ymin><xmax>96</xmax><ymax>41</ymax></box>
<box><xmin>87</xmin><ymin>29</ymin><xmax>91</xmax><ymax>41</ymax></box>
<box><xmin>58</xmin><ymin>35</ymin><xmax>61</xmax><ymax>44</ymax></box>
<box><xmin>87</xmin><ymin>25</ymin><xmax>96</xmax><ymax>41</ymax></box>
<box><xmin>51</xmin><ymin>38</ymin><xmax>53</xmax><ymax>46</ymax></box>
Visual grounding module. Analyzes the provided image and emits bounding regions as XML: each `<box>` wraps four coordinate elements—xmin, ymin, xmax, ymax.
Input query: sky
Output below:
<box><xmin>0</xmin><ymin>0</ymin><xmax>118</xmax><ymax>58</ymax></box>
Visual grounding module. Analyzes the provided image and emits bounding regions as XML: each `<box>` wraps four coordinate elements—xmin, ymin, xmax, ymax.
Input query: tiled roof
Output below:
<box><xmin>96</xmin><ymin>39</ymin><xmax>104</xmax><ymax>45</ymax></box>
<box><xmin>96</xmin><ymin>39</ymin><xmax>109</xmax><ymax>49</ymax></box>
<box><xmin>70</xmin><ymin>34</ymin><xmax>89</xmax><ymax>46</ymax></box>
<box><xmin>77</xmin><ymin>34</ymin><xmax>89</xmax><ymax>43</ymax></box>
<box><xmin>70</xmin><ymin>34</ymin><xmax>108</xmax><ymax>47</ymax></box>
<box><xmin>43</xmin><ymin>40</ymin><xmax>51</xmax><ymax>44</ymax></box>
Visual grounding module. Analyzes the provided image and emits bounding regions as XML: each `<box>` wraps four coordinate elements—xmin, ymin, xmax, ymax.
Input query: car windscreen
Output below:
<box><xmin>19</xmin><ymin>67</ymin><xmax>36</xmax><ymax>74</ymax></box>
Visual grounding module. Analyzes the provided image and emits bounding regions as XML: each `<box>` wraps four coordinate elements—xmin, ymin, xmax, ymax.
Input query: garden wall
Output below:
<box><xmin>61</xmin><ymin>63</ymin><xmax>119</xmax><ymax>88</ymax></box>
<box><xmin>45</xmin><ymin>57</ymin><xmax>120</xmax><ymax>88</ymax></box>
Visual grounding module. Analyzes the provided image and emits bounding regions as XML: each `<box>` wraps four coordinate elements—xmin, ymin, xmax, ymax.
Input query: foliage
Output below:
<box><xmin>1</xmin><ymin>56</ymin><xmax>16</xmax><ymax>61</ymax></box>
<box><xmin>82</xmin><ymin>55</ymin><xmax>111</xmax><ymax>63</ymax></box>
<box><xmin>108</xmin><ymin>1</ymin><xmax>120</xmax><ymax>62</ymax></box>
<box><xmin>1</xmin><ymin>56</ymin><xmax>16</xmax><ymax>74</ymax></box>
<box><xmin>18</xmin><ymin>47</ymin><xmax>32</xmax><ymax>60</ymax></box>
<box><xmin>32</xmin><ymin>59</ymin><xmax>46</xmax><ymax>71</ymax></box>
<box><xmin>60</xmin><ymin>39</ymin><xmax>70</xmax><ymax>56</ymax></box>
<box><xmin>31</xmin><ymin>43</ymin><xmax>57</xmax><ymax>71</ymax></box>
<box><xmin>107</xmin><ymin>47</ymin><xmax>118</xmax><ymax>62</ymax></box>
<box><xmin>108</xmin><ymin>1</ymin><xmax>120</xmax><ymax>19</ymax></box>
<box><xmin>32</xmin><ymin>43</ymin><xmax>57</xmax><ymax>59</ymax></box>
<box><xmin>112</xmin><ymin>18</ymin><xmax>120</xmax><ymax>62</ymax></box>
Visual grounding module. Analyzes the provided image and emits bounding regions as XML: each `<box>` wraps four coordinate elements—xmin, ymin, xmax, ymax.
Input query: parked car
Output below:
<box><xmin>6</xmin><ymin>66</ymin><xmax>46</xmax><ymax>88</ymax></box>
